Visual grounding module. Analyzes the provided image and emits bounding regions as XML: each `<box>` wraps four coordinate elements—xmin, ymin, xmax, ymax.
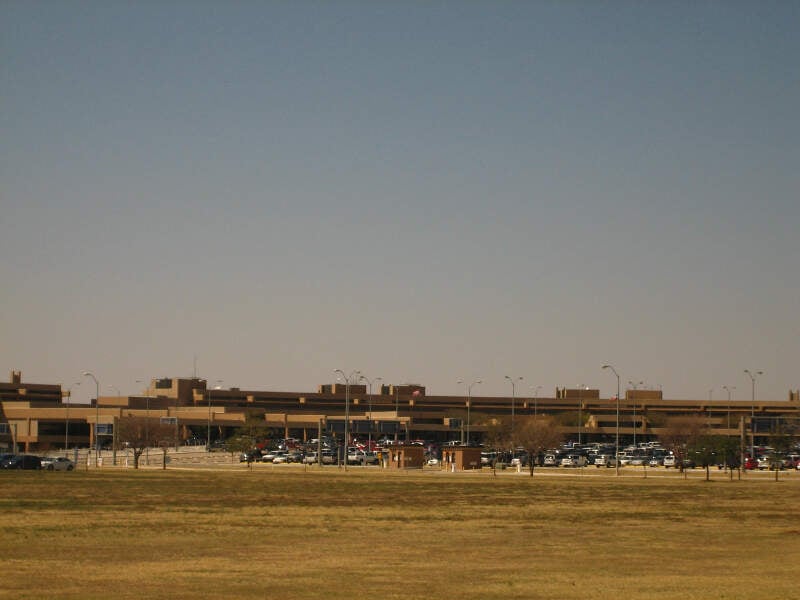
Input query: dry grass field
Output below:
<box><xmin>1</xmin><ymin>466</ymin><xmax>798</xmax><ymax>600</ymax></box>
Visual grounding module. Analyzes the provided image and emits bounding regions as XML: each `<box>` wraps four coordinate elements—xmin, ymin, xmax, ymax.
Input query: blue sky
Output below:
<box><xmin>2</xmin><ymin>1</ymin><xmax>798</xmax><ymax>402</ymax></box>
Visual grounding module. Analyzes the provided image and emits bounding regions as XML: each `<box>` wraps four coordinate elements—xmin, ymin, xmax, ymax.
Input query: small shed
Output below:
<box><xmin>440</xmin><ymin>446</ymin><xmax>482</xmax><ymax>471</ymax></box>
<box><xmin>386</xmin><ymin>445</ymin><xmax>425</xmax><ymax>469</ymax></box>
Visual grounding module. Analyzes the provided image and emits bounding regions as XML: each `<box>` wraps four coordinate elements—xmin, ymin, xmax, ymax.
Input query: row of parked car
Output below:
<box><xmin>0</xmin><ymin>454</ymin><xmax>75</xmax><ymax>471</ymax></box>
<box><xmin>240</xmin><ymin>445</ymin><xmax>381</xmax><ymax>466</ymax></box>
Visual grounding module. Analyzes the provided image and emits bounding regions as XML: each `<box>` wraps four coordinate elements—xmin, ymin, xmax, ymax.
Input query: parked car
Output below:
<box><xmin>743</xmin><ymin>457</ymin><xmax>758</xmax><ymax>470</ymax></box>
<box><xmin>261</xmin><ymin>449</ymin><xmax>279</xmax><ymax>463</ymax></box>
<box><xmin>663</xmin><ymin>455</ymin><xmax>677</xmax><ymax>468</ymax></box>
<box><xmin>286</xmin><ymin>451</ymin><xmax>304</xmax><ymax>463</ymax></box>
<box><xmin>41</xmin><ymin>457</ymin><xmax>75</xmax><ymax>471</ymax></box>
<box><xmin>347</xmin><ymin>448</ymin><xmax>378</xmax><ymax>465</ymax></box>
<box><xmin>480</xmin><ymin>451</ymin><xmax>498</xmax><ymax>466</ymax></box>
<box><xmin>560</xmin><ymin>454</ymin><xmax>588</xmax><ymax>467</ymax></box>
<box><xmin>271</xmin><ymin>451</ymin><xmax>289</xmax><ymax>464</ymax></box>
<box><xmin>543</xmin><ymin>453</ymin><xmax>558</xmax><ymax>467</ymax></box>
<box><xmin>3</xmin><ymin>455</ymin><xmax>42</xmax><ymax>470</ymax></box>
<box><xmin>594</xmin><ymin>454</ymin><xmax>617</xmax><ymax>468</ymax></box>
<box><xmin>239</xmin><ymin>450</ymin><xmax>261</xmax><ymax>463</ymax></box>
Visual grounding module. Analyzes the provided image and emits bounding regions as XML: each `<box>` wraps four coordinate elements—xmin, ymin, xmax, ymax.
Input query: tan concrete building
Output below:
<box><xmin>2</xmin><ymin>371</ymin><xmax>799</xmax><ymax>453</ymax></box>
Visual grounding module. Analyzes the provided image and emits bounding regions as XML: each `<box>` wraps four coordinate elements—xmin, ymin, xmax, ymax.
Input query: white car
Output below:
<box><xmin>271</xmin><ymin>451</ymin><xmax>289</xmax><ymax>464</ymax></box>
<box><xmin>594</xmin><ymin>455</ymin><xmax>617</xmax><ymax>468</ymax></box>
<box><xmin>663</xmin><ymin>455</ymin><xmax>677</xmax><ymax>468</ymax></box>
<box><xmin>560</xmin><ymin>454</ymin><xmax>587</xmax><ymax>467</ymax></box>
<box><xmin>41</xmin><ymin>457</ymin><xmax>75</xmax><ymax>471</ymax></box>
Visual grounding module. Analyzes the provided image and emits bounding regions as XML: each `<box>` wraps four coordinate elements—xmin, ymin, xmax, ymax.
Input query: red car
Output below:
<box><xmin>743</xmin><ymin>457</ymin><xmax>758</xmax><ymax>470</ymax></box>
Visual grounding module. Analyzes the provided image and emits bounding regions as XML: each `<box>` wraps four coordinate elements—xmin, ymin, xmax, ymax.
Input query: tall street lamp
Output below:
<box><xmin>602</xmin><ymin>365</ymin><xmax>621</xmax><ymax>476</ymax></box>
<box><xmin>530</xmin><ymin>385</ymin><xmax>542</xmax><ymax>417</ymax></box>
<box><xmin>504</xmin><ymin>375</ymin><xmax>523</xmax><ymax>441</ymax></box>
<box><xmin>628</xmin><ymin>380</ymin><xmax>643</xmax><ymax>449</ymax></box>
<box><xmin>136</xmin><ymin>379</ymin><xmax>152</xmax><ymax>465</ymax></box>
<box><xmin>64</xmin><ymin>382</ymin><xmax>80</xmax><ymax>455</ymax></box>
<box><xmin>334</xmin><ymin>369</ymin><xmax>359</xmax><ymax>471</ymax></box>
<box><xmin>458</xmin><ymin>379</ymin><xmax>482</xmax><ymax>445</ymax></box>
<box><xmin>723</xmin><ymin>385</ymin><xmax>735</xmax><ymax>430</ymax></box>
<box><xmin>577</xmin><ymin>385</ymin><xmax>587</xmax><ymax>446</ymax></box>
<box><xmin>744</xmin><ymin>369</ymin><xmax>763</xmax><ymax>461</ymax></box>
<box><xmin>359</xmin><ymin>374</ymin><xmax>382</xmax><ymax>451</ymax></box>
<box><xmin>82</xmin><ymin>371</ymin><xmax>100</xmax><ymax>466</ymax></box>
<box><xmin>207</xmin><ymin>379</ymin><xmax>223</xmax><ymax>450</ymax></box>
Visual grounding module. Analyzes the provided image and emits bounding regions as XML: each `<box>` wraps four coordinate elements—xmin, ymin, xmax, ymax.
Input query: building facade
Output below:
<box><xmin>2</xmin><ymin>371</ymin><xmax>799</xmax><ymax>453</ymax></box>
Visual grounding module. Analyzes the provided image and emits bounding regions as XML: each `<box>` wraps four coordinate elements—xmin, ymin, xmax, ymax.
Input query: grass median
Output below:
<box><xmin>1</xmin><ymin>467</ymin><xmax>798</xmax><ymax>599</ymax></box>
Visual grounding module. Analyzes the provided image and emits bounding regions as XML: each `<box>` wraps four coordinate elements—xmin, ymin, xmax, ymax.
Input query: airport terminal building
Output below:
<box><xmin>2</xmin><ymin>370</ymin><xmax>799</xmax><ymax>453</ymax></box>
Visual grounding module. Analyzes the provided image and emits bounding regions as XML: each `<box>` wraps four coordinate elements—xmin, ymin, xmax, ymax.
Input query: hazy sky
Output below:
<box><xmin>2</xmin><ymin>1</ymin><xmax>798</xmax><ymax>403</ymax></box>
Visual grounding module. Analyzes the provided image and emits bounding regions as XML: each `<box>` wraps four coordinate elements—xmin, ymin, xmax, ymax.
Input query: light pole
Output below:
<box><xmin>744</xmin><ymin>369</ymin><xmax>763</xmax><ymax>461</ymax></box>
<box><xmin>64</xmin><ymin>382</ymin><xmax>80</xmax><ymax>455</ymax></box>
<box><xmin>602</xmin><ymin>365</ymin><xmax>621</xmax><ymax>476</ymax></box>
<box><xmin>207</xmin><ymin>379</ymin><xmax>223</xmax><ymax>450</ymax></box>
<box><xmin>628</xmin><ymin>380</ymin><xmax>643</xmax><ymax>449</ymax></box>
<box><xmin>504</xmin><ymin>375</ymin><xmax>523</xmax><ymax>442</ymax></box>
<box><xmin>530</xmin><ymin>385</ymin><xmax>542</xmax><ymax>417</ymax></box>
<box><xmin>334</xmin><ymin>369</ymin><xmax>359</xmax><ymax>471</ymax></box>
<box><xmin>136</xmin><ymin>379</ymin><xmax>151</xmax><ymax>465</ymax></box>
<box><xmin>82</xmin><ymin>371</ymin><xmax>100</xmax><ymax>466</ymax></box>
<box><xmin>577</xmin><ymin>384</ymin><xmax>587</xmax><ymax>446</ymax></box>
<box><xmin>359</xmin><ymin>374</ymin><xmax>382</xmax><ymax>451</ymax></box>
<box><xmin>457</xmin><ymin>379</ymin><xmax>481</xmax><ymax>445</ymax></box>
<box><xmin>723</xmin><ymin>385</ymin><xmax>735</xmax><ymax>430</ymax></box>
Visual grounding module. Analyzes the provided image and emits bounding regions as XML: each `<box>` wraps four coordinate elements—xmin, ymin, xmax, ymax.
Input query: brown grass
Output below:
<box><xmin>1</xmin><ymin>467</ymin><xmax>798</xmax><ymax>599</ymax></box>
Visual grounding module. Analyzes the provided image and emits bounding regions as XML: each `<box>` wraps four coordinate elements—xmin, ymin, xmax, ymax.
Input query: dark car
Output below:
<box><xmin>239</xmin><ymin>449</ymin><xmax>262</xmax><ymax>463</ymax></box>
<box><xmin>3</xmin><ymin>455</ymin><xmax>42</xmax><ymax>470</ymax></box>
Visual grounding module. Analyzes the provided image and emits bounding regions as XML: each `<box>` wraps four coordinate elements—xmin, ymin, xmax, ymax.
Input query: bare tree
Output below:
<box><xmin>659</xmin><ymin>415</ymin><xmax>706</xmax><ymax>479</ymax></box>
<box><xmin>116</xmin><ymin>415</ymin><xmax>177</xmax><ymax>469</ymax></box>
<box><xmin>514</xmin><ymin>415</ymin><xmax>564</xmax><ymax>476</ymax></box>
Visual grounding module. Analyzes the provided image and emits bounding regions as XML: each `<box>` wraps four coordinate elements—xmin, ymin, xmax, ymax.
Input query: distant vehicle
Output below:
<box><xmin>543</xmin><ymin>453</ymin><xmax>558</xmax><ymax>467</ymax></box>
<box><xmin>286</xmin><ymin>451</ymin><xmax>304</xmax><ymax>463</ymax></box>
<box><xmin>663</xmin><ymin>455</ymin><xmax>677</xmax><ymax>468</ymax></box>
<box><xmin>3</xmin><ymin>455</ymin><xmax>42</xmax><ymax>470</ymax></box>
<box><xmin>261</xmin><ymin>449</ymin><xmax>279</xmax><ymax>463</ymax></box>
<box><xmin>271</xmin><ymin>451</ymin><xmax>289</xmax><ymax>464</ymax></box>
<box><xmin>347</xmin><ymin>448</ymin><xmax>377</xmax><ymax>465</ymax></box>
<box><xmin>480</xmin><ymin>451</ymin><xmax>498</xmax><ymax>466</ymax></box>
<box><xmin>560</xmin><ymin>454</ymin><xmax>588</xmax><ymax>467</ymax></box>
<box><xmin>41</xmin><ymin>457</ymin><xmax>75</xmax><ymax>471</ymax></box>
<box><xmin>594</xmin><ymin>455</ymin><xmax>617</xmax><ymax>468</ymax></box>
<box><xmin>239</xmin><ymin>450</ymin><xmax>261</xmax><ymax>463</ymax></box>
